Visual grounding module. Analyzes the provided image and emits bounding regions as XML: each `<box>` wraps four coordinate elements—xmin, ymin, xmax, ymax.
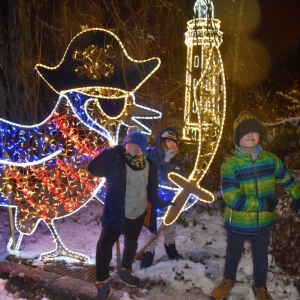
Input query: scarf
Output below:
<box><xmin>163</xmin><ymin>149</ymin><xmax>178</xmax><ymax>162</ymax></box>
<box><xmin>121</xmin><ymin>152</ymin><xmax>146</xmax><ymax>170</ymax></box>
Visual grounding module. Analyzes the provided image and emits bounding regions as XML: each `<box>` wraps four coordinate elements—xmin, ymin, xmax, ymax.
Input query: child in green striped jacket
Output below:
<box><xmin>210</xmin><ymin>111</ymin><xmax>300</xmax><ymax>300</ymax></box>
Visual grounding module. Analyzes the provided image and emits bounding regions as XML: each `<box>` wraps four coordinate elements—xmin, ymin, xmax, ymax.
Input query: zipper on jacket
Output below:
<box><xmin>230</xmin><ymin>209</ymin><xmax>233</xmax><ymax>224</ymax></box>
<box><xmin>252</xmin><ymin>160</ymin><xmax>259</xmax><ymax>235</ymax></box>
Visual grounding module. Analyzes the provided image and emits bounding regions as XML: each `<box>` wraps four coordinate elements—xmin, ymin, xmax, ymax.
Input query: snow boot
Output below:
<box><xmin>95</xmin><ymin>280</ymin><xmax>112</xmax><ymax>300</ymax></box>
<box><xmin>252</xmin><ymin>283</ymin><xmax>274</xmax><ymax>300</ymax></box>
<box><xmin>140</xmin><ymin>251</ymin><xmax>155</xmax><ymax>268</ymax></box>
<box><xmin>164</xmin><ymin>243</ymin><xmax>183</xmax><ymax>260</ymax></box>
<box><xmin>119</xmin><ymin>267</ymin><xmax>141</xmax><ymax>287</ymax></box>
<box><xmin>210</xmin><ymin>276</ymin><xmax>235</xmax><ymax>300</ymax></box>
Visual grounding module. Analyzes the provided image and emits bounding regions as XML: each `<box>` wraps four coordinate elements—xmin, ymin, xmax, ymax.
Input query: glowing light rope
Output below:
<box><xmin>0</xmin><ymin>96</ymin><xmax>107</xmax><ymax>262</ymax></box>
<box><xmin>192</xmin><ymin>46</ymin><xmax>226</xmax><ymax>183</ymax></box>
<box><xmin>0</xmin><ymin>150</ymin><xmax>62</xmax><ymax>167</ymax></box>
<box><xmin>1</xmin><ymin>30</ymin><xmax>162</xmax><ymax>262</ymax></box>
<box><xmin>163</xmin><ymin>0</ymin><xmax>226</xmax><ymax>226</ymax></box>
<box><xmin>7</xmin><ymin>233</ymin><xmax>24</xmax><ymax>255</ymax></box>
<box><xmin>126</xmin><ymin>92</ymin><xmax>162</xmax><ymax>135</ymax></box>
<box><xmin>83</xmin><ymin>92</ymin><xmax>162</xmax><ymax>145</ymax></box>
<box><xmin>35</xmin><ymin>28</ymin><xmax>161</xmax><ymax>99</ymax></box>
<box><xmin>5</xmin><ymin>175</ymin><xmax>106</xmax><ymax>262</ymax></box>
<box><xmin>0</xmin><ymin>24</ymin><xmax>165</xmax><ymax>262</ymax></box>
<box><xmin>194</xmin><ymin>0</ymin><xmax>214</xmax><ymax>19</ymax></box>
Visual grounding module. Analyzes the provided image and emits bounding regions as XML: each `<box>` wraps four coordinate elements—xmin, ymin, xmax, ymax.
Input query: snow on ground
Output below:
<box><xmin>0</xmin><ymin>278</ymin><xmax>25</xmax><ymax>300</ymax></box>
<box><xmin>0</xmin><ymin>198</ymin><xmax>299</xmax><ymax>300</ymax></box>
<box><xmin>0</xmin><ymin>278</ymin><xmax>49</xmax><ymax>300</ymax></box>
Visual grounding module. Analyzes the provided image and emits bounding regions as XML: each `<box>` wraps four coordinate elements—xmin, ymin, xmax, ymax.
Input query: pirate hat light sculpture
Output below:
<box><xmin>0</xmin><ymin>28</ymin><xmax>161</xmax><ymax>262</ymax></box>
<box><xmin>36</xmin><ymin>28</ymin><xmax>162</xmax><ymax>143</ymax></box>
<box><xmin>163</xmin><ymin>0</ymin><xmax>226</xmax><ymax>226</ymax></box>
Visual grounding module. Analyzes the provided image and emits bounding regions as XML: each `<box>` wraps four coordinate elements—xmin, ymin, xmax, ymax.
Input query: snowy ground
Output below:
<box><xmin>0</xmin><ymin>197</ymin><xmax>299</xmax><ymax>300</ymax></box>
<box><xmin>0</xmin><ymin>279</ymin><xmax>26</xmax><ymax>300</ymax></box>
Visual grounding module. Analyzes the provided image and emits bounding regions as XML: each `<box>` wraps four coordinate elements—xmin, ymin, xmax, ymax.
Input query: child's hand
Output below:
<box><xmin>111</xmin><ymin>145</ymin><xmax>125</xmax><ymax>155</ymax></box>
<box><xmin>290</xmin><ymin>198</ymin><xmax>300</xmax><ymax>213</ymax></box>
<box><xmin>264</xmin><ymin>197</ymin><xmax>277</xmax><ymax>212</ymax></box>
<box><xmin>163</xmin><ymin>200</ymin><xmax>176</xmax><ymax>208</ymax></box>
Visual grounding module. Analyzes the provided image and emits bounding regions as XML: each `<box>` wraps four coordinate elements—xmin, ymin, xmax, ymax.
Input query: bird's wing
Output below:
<box><xmin>0</xmin><ymin>118</ymin><xmax>62</xmax><ymax>166</ymax></box>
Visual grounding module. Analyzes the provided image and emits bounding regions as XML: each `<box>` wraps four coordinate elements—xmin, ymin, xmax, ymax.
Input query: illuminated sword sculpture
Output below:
<box><xmin>163</xmin><ymin>0</ymin><xmax>226</xmax><ymax>225</ymax></box>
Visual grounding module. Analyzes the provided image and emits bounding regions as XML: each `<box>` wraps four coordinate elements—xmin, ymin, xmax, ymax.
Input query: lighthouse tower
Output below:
<box><xmin>183</xmin><ymin>0</ymin><xmax>224</xmax><ymax>142</ymax></box>
<box><xmin>162</xmin><ymin>0</ymin><xmax>226</xmax><ymax>227</ymax></box>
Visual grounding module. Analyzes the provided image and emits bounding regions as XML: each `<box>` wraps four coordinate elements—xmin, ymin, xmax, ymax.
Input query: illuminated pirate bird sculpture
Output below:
<box><xmin>0</xmin><ymin>28</ymin><xmax>161</xmax><ymax>262</ymax></box>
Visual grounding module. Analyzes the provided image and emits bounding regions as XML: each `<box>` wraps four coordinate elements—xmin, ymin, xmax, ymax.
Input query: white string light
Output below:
<box><xmin>5</xmin><ymin>177</ymin><xmax>106</xmax><ymax>261</ymax></box>
<box><xmin>163</xmin><ymin>0</ymin><xmax>226</xmax><ymax>225</ymax></box>
<box><xmin>35</xmin><ymin>28</ymin><xmax>161</xmax><ymax>98</ymax></box>
<box><xmin>1</xmin><ymin>28</ymin><xmax>162</xmax><ymax>263</ymax></box>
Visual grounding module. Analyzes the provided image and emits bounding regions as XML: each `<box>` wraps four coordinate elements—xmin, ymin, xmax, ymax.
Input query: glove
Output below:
<box><xmin>290</xmin><ymin>198</ymin><xmax>300</xmax><ymax>213</ymax></box>
<box><xmin>111</xmin><ymin>145</ymin><xmax>125</xmax><ymax>155</ymax></box>
<box><xmin>264</xmin><ymin>197</ymin><xmax>277</xmax><ymax>212</ymax></box>
<box><xmin>163</xmin><ymin>200</ymin><xmax>176</xmax><ymax>208</ymax></box>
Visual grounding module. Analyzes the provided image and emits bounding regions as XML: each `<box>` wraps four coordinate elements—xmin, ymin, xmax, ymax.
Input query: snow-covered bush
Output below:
<box><xmin>272</xmin><ymin>191</ymin><xmax>300</xmax><ymax>282</ymax></box>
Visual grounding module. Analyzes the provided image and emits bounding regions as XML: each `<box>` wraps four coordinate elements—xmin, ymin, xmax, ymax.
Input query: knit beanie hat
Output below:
<box><xmin>126</xmin><ymin>126</ymin><xmax>140</xmax><ymax>135</ymax></box>
<box><xmin>123</xmin><ymin>131</ymin><xmax>148</xmax><ymax>154</ymax></box>
<box><xmin>160</xmin><ymin>129</ymin><xmax>178</xmax><ymax>145</ymax></box>
<box><xmin>233</xmin><ymin>111</ymin><xmax>263</xmax><ymax>146</ymax></box>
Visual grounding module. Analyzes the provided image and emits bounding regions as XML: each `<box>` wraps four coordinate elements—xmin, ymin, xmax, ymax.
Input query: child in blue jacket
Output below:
<box><xmin>88</xmin><ymin>131</ymin><xmax>172</xmax><ymax>300</ymax></box>
<box><xmin>141</xmin><ymin>127</ymin><xmax>188</xmax><ymax>268</ymax></box>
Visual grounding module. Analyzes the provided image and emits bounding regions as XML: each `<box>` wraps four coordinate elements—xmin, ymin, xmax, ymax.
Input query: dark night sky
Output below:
<box><xmin>188</xmin><ymin>0</ymin><xmax>300</xmax><ymax>57</ymax></box>
<box><xmin>186</xmin><ymin>0</ymin><xmax>300</xmax><ymax>85</ymax></box>
<box><xmin>259</xmin><ymin>0</ymin><xmax>300</xmax><ymax>56</ymax></box>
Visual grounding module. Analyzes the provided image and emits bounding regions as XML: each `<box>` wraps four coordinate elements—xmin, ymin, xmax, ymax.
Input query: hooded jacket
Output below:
<box><xmin>88</xmin><ymin>148</ymin><xmax>166</xmax><ymax>234</ymax></box>
<box><xmin>146</xmin><ymin>127</ymin><xmax>188</xmax><ymax>201</ymax></box>
<box><xmin>222</xmin><ymin>147</ymin><xmax>300</xmax><ymax>236</ymax></box>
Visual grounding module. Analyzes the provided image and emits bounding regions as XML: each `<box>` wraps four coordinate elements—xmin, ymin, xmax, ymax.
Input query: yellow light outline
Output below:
<box><xmin>35</xmin><ymin>28</ymin><xmax>161</xmax><ymax>99</ymax></box>
<box><xmin>94</xmin><ymin>94</ymin><xmax>129</xmax><ymax>120</ymax></box>
<box><xmin>163</xmin><ymin>172</ymin><xmax>214</xmax><ymax>226</ymax></box>
<box><xmin>192</xmin><ymin>45</ymin><xmax>226</xmax><ymax>183</ymax></box>
<box><xmin>163</xmin><ymin>13</ymin><xmax>226</xmax><ymax>226</ymax></box>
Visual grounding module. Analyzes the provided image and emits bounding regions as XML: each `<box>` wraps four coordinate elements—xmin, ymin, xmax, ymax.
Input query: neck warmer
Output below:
<box><xmin>236</xmin><ymin>144</ymin><xmax>261</xmax><ymax>162</ymax></box>
<box><xmin>121</xmin><ymin>152</ymin><xmax>146</xmax><ymax>170</ymax></box>
<box><xmin>163</xmin><ymin>149</ymin><xmax>178</xmax><ymax>162</ymax></box>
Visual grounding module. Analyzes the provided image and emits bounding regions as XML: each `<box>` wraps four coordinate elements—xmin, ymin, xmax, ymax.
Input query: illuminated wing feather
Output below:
<box><xmin>0</xmin><ymin>97</ymin><xmax>104</xmax><ymax>235</ymax></box>
<box><xmin>0</xmin><ymin>117</ymin><xmax>61</xmax><ymax>208</ymax></box>
<box><xmin>0</xmin><ymin>119</ymin><xmax>62</xmax><ymax>166</ymax></box>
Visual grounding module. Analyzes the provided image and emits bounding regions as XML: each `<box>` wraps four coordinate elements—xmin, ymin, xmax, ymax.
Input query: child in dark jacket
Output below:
<box><xmin>141</xmin><ymin>127</ymin><xmax>188</xmax><ymax>268</ymax></box>
<box><xmin>88</xmin><ymin>131</ymin><xmax>172</xmax><ymax>300</ymax></box>
<box><xmin>210</xmin><ymin>111</ymin><xmax>300</xmax><ymax>300</ymax></box>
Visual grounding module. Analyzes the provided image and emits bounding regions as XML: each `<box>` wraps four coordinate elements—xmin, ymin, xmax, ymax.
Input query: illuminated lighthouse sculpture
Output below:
<box><xmin>183</xmin><ymin>0</ymin><xmax>225</xmax><ymax>143</ymax></box>
<box><xmin>163</xmin><ymin>0</ymin><xmax>226</xmax><ymax>225</ymax></box>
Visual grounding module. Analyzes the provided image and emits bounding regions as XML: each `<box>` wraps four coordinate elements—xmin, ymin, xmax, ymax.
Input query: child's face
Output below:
<box><xmin>166</xmin><ymin>140</ymin><xmax>178</xmax><ymax>151</ymax></box>
<box><xmin>239</xmin><ymin>132</ymin><xmax>260</xmax><ymax>151</ymax></box>
<box><xmin>125</xmin><ymin>143</ymin><xmax>143</xmax><ymax>155</ymax></box>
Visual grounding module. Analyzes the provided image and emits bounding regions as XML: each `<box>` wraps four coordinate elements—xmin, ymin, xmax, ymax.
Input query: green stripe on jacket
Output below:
<box><xmin>221</xmin><ymin>148</ymin><xmax>300</xmax><ymax>236</ymax></box>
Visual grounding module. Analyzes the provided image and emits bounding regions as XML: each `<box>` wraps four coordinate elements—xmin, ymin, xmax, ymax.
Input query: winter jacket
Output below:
<box><xmin>88</xmin><ymin>148</ymin><xmax>166</xmax><ymax>234</ymax></box>
<box><xmin>221</xmin><ymin>147</ymin><xmax>300</xmax><ymax>236</ymax></box>
<box><xmin>146</xmin><ymin>127</ymin><xmax>188</xmax><ymax>201</ymax></box>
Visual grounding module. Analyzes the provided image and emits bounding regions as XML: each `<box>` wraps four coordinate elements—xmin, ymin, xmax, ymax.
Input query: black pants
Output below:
<box><xmin>224</xmin><ymin>230</ymin><xmax>270</xmax><ymax>288</ymax></box>
<box><xmin>96</xmin><ymin>212</ymin><xmax>146</xmax><ymax>282</ymax></box>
